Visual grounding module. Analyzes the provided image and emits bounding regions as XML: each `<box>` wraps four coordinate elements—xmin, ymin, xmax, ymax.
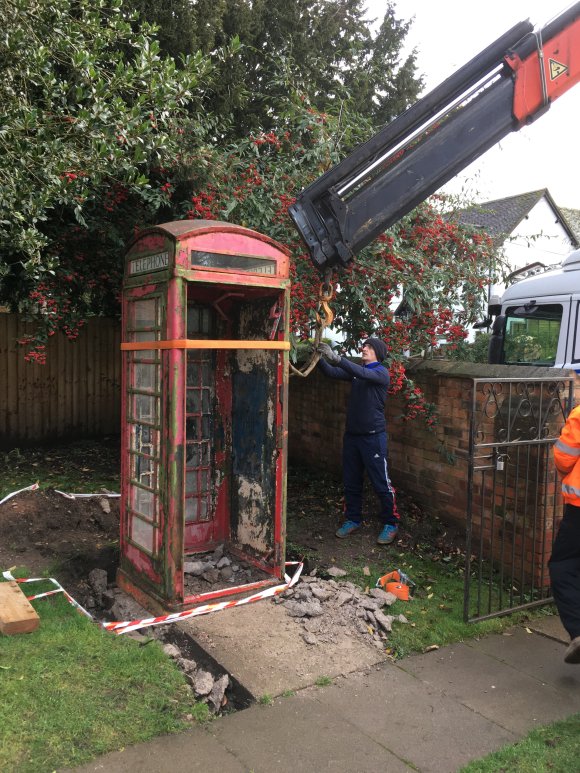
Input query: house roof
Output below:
<box><xmin>561</xmin><ymin>207</ymin><xmax>580</xmax><ymax>244</ymax></box>
<box><xmin>453</xmin><ymin>189</ymin><xmax>579</xmax><ymax>248</ymax></box>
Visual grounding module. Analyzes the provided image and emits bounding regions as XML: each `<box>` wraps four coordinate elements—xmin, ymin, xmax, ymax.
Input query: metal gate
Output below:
<box><xmin>464</xmin><ymin>375</ymin><xmax>573</xmax><ymax>623</ymax></box>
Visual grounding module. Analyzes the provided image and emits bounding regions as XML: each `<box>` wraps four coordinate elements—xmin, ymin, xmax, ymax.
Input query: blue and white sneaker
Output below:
<box><xmin>377</xmin><ymin>524</ymin><xmax>398</xmax><ymax>545</ymax></box>
<box><xmin>335</xmin><ymin>520</ymin><xmax>362</xmax><ymax>538</ymax></box>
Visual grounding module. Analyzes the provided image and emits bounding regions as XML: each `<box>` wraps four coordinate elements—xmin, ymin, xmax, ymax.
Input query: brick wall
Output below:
<box><xmin>289</xmin><ymin>359</ymin><xmax>574</xmax><ymax>588</ymax></box>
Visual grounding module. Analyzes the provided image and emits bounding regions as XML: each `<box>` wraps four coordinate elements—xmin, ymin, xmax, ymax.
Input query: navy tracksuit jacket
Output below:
<box><xmin>318</xmin><ymin>357</ymin><xmax>398</xmax><ymax>526</ymax></box>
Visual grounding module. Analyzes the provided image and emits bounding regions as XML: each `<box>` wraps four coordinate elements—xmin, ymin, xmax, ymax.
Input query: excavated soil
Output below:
<box><xmin>0</xmin><ymin>488</ymin><xmax>120</xmax><ymax>593</ymax></box>
<box><xmin>0</xmin><ymin>456</ymin><xmax>467</xmax><ymax>707</ymax></box>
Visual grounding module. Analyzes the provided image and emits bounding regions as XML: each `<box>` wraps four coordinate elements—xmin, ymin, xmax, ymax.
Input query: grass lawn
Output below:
<box><xmin>1</xmin><ymin>438</ymin><xmax>120</xmax><ymax>500</ymax></box>
<box><xmin>0</xmin><ymin>581</ymin><xmax>204</xmax><ymax>773</ymax></box>
<box><xmin>339</xmin><ymin>552</ymin><xmax>555</xmax><ymax>659</ymax></box>
<box><xmin>1</xmin><ymin>441</ymin><xmax>573</xmax><ymax>772</ymax></box>
<box><xmin>458</xmin><ymin>714</ymin><xmax>580</xmax><ymax>772</ymax></box>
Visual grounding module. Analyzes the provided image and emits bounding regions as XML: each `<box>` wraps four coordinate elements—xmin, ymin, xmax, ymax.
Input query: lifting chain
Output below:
<box><xmin>290</xmin><ymin>271</ymin><xmax>336</xmax><ymax>378</ymax></box>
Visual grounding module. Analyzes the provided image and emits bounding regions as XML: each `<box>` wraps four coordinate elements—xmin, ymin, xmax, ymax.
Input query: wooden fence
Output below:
<box><xmin>0</xmin><ymin>315</ymin><xmax>121</xmax><ymax>448</ymax></box>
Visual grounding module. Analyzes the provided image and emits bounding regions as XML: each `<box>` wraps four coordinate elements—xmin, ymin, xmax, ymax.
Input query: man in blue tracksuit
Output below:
<box><xmin>317</xmin><ymin>338</ymin><xmax>399</xmax><ymax>545</ymax></box>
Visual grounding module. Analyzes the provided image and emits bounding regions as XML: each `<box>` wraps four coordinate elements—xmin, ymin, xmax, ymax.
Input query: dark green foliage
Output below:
<box><xmin>131</xmin><ymin>0</ymin><xmax>423</xmax><ymax>134</ymax></box>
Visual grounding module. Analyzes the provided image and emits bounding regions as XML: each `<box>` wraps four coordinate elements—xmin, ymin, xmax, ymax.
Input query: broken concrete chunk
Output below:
<box><xmin>183</xmin><ymin>561</ymin><xmax>207</xmax><ymax>576</ymax></box>
<box><xmin>326</xmin><ymin>567</ymin><xmax>348</xmax><ymax>578</ymax></box>
<box><xmin>88</xmin><ymin>567</ymin><xmax>108</xmax><ymax>593</ymax></box>
<box><xmin>220</xmin><ymin>566</ymin><xmax>234</xmax><ymax>581</ymax></box>
<box><xmin>294</xmin><ymin>586</ymin><xmax>313</xmax><ymax>601</ymax></box>
<box><xmin>208</xmin><ymin>674</ymin><xmax>229</xmax><ymax>711</ymax></box>
<box><xmin>310</xmin><ymin>585</ymin><xmax>333</xmax><ymax>602</ymax></box>
<box><xmin>301</xmin><ymin>631</ymin><xmax>318</xmax><ymax>645</ymax></box>
<box><xmin>397</xmin><ymin>614</ymin><xmax>409</xmax><ymax>624</ymax></box>
<box><xmin>216</xmin><ymin>556</ymin><xmax>231</xmax><ymax>569</ymax></box>
<box><xmin>162</xmin><ymin>643</ymin><xmax>181</xmax><ymax>659</ymax></box>
<box><xmin>369</xmin><ymin>588</ymin><xmax>397</xmax><ymax>604</ymax></box>
<box><xmin>336</xmin><ymin>591</ymin><xmax>353</xmax><ymax>606</ymax></box>
<box><xmin>359</xmin><ymin>596</ymin><xmax>382</xmax><ymax>611</ymax></box>
<box><xmin>374</xmin><ymin>610</ymin><xmax>394</xmax><ymax>633</ymax></box>
<box><xmin>202</xmin><ymin>568</ymin><xmax>220</xmax><ymax>584</ymax></box>
<box><xmin>283</xmin><ymin>600</ymin><xmax>324</xmax><ymax>618</ymax></box>
<box><xmin>176</xmin><ymin>657</ymin><xmax>198</xmax><ymax>674</ymax></box>
<box><xmin>303</xmin><ymin>617</ymin><xmax>322</xmax><ymax>633</ymax></box>
<box><xmin>98</xmin><ymin>497</ymin><xmax>111</xmax><ymax>514</ymax></box>
<box><xmin>193</xmin><ymin>669</ymin><xmax>214</xmax><ymax>697</ymax></box>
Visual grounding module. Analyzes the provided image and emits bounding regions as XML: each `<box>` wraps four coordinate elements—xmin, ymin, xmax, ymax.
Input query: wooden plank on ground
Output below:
<box><xmin>0</xmin><ymin>581</ymin><xmax>40</xmax><ymax>635</ymax></box>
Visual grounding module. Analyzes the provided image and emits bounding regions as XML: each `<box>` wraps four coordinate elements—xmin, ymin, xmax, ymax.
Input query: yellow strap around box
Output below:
<box><xmin>121</xmin><ymin>339</ymin><xmax>290</xmax><ymax>351</ymax></box>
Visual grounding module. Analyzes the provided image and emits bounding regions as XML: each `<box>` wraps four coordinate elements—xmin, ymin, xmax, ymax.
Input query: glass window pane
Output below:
<box><xmin>201</xmin><ymin>308</ymin><xmax>210</xmax><ymax>334</ymax></box>
<box><xmin>504</xmin><ymin>304</ymin><xmax>562</xmax><ymax>366</ymax></box>
<box><xmin>185</xmin><ymin>497</ymin><xmax>198</xmax><ymax>522</ymax></box>
<box><xmin>186</xmin><ymin>471</ymin><xmax>198</xmax><ymax>494</ymax></box>
<box><xmin>131</xmin><ymin>486</ymin><xmax>155</xmax><ymax>518</ymax></box>
<box><xmin>131</xmin><ymin>424</ymin><xmax>157</xmax><ymax>455</ymax></box>
<box><xmin>202</xmin><ymin>389</ymin><xmax>211</xmax><ymax>413</ymax></box>
<box><xmin>133</xmin><ymin>454</ymin><xmax>155</xmax><ymax>488</ymax></box>
<box><xmin>131</xmin><ymin>516</ymin><xmax>155</xmax><ymax>552</ymax></box>
<box><xmin>134</xmin><ymin>363</ymin><xmax>156</xmax><ymax>391</ymax></box>
<box><xmin>132</xmin><ymin>330</ymin><xmax>157</xmax><ymax>359</ymax></box>
<box><xmin>186</xmin><ymin>442</ymin><xmax>201</xmax><ymax>466</ymax></box>
<box><xmin>186</xmin><ymin>417</ymin><xmax>199</xmax><ymax>441</ymax></box>
<box><xmin>134</xmin><ymin>394</ymin><xmax>157</xmax><ymax>423</ymax></box>
<box><xmin>133</xmin><ymin>299</ymin><xmax>157</xmax><ymax>328</ymax></box>
<box><xmin>186</xmin><ymin>389</ymin><xmax>201</xmax><ymax>413</ymax></box>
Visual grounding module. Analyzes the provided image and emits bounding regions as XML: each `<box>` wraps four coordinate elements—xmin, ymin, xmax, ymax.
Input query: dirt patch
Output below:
<box><xmin>285</xmin><ymin>466</ymin><xmax>467</xmax><ymax>571</ymax></box>
<box><xmin>0</xmin><ymin>461</ymin><xmax>467</xmax><ymax>708</ymax></box>
<box><xmin>0</xmin><ymin>466</ymin><xmax>466</xmax><ymax>591</ymax></box>
<box><xmin>0</xmin><ymin>488</ymin><xmax>119</xmax><ymax>591</ymax></box>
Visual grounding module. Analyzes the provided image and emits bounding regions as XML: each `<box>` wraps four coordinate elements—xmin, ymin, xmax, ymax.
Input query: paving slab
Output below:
<box><xmin>66</xmin><ymin>725</ymin><xmax>246</xmax><ymax>773</ymax></box>
<box><xmin>399</xmin><ymin>639</ymin><xmax>580</xmax><ymax>735</ymax></box>
<box><xmin>180</xmin><ymin>598</ymin><xmax>386</xmax><ymax>698</ymax></box>
<box><xmin>526</xmin><ymin>614</ymin><xmax>569</xmax><ymax>643</ymax></box>
<box><xmin>312</xmin><ymin>662</ymin><xmax>516</xmax><ymax>773</ymax></box>
<box><xmin>209</xmin><ymin>687</ymin><xmax>413</xmax><ymax>772</ymax></box>
<box><xmin>469</xmin><ymin>626</ymin><xmax>580</xmax><ymax>700</ymax></box>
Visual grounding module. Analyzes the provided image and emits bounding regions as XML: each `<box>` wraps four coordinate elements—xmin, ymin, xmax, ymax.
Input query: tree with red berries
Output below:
<box><xmin>1</xmin><ymin>0</ymin><xmax>498</xmax><ymax>425</ymax></box>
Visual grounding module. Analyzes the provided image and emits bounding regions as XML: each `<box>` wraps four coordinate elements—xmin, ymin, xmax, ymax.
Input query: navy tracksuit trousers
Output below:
<box><xmin>342</xmin><ymin>431</ymin><xmax>398</xmax><ymax>526</ymax></box>
<box><xmin>549</xmin><ymin>504</ymin><xmax>580</xmax><ymax>640</ymax></box>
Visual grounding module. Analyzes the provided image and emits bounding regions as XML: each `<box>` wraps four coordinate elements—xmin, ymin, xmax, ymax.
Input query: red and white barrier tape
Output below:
<box><xmin>0</xmin><ymin>483</ymin><xmax>39</xmax><ymax>505</ymax></box>
<box><xmin>0</xmin><ymin>484</ymin><xmax>119</xmax><ymax>504</ymax></box>
<box><xmin>54</xmin><ymin>490</ymin><xmax>120</xmax><ymax>500</ymax></box>
<box><xmin>2</xmin><ymin>561</ymin><xmax>303</xmax><ymax>635</ymax></box>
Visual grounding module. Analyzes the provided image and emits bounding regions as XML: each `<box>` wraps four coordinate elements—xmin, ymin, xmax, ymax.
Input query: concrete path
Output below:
<box><xmin>69</xmin><ymin>618</ymin><xmax>580</xmax><ymax>773</ymax></box>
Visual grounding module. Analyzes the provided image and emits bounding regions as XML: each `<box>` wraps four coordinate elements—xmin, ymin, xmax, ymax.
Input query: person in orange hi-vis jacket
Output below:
<box><xmin>551</xmin><ymin>405</ymin><xmax>580</xmax><ymax>664</ymax></box>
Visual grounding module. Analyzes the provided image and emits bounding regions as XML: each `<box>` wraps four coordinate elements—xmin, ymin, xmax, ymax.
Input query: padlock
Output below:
<box><xmin>496</xmin><ymin>455</ymin><xmax>504</xmax><ymax>471</ymax></box>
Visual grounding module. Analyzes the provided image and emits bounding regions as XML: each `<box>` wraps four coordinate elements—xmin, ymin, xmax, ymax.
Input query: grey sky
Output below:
<box><xmin>365</xmin><ymin>1</ymin><xmax>580</xmax><ymax>207</ymax></box>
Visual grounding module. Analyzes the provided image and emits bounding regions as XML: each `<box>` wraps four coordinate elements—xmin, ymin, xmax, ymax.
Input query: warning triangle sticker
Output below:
<box><xmin>549</xmin><ymin>58</ymin><xmax>568</xmax><ymax>80</ymax></box>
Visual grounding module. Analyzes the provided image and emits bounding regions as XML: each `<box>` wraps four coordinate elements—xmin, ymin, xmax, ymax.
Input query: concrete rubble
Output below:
<box><xmin>82</xmin><ymin>569</ymin><xmax>233</xmax><ymax>715</ymax></box>
<box><xmin>275</xmin><ymin>573</ymin><xmax>408</xmax><ymax>650</ymax></box>
<box><xmin>182</xmin><ymin>544</ymin><xmax>270</xmax><ymax>595</ymax></box>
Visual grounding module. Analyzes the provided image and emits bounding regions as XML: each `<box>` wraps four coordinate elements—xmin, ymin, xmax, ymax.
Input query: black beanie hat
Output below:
<box><xmin>364</xmin><ymin>337</ymin><xmax>387</xmax><ymax>362</ymax></box>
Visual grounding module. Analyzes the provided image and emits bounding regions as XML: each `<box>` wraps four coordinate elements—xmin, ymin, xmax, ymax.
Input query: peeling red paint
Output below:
<box><xmin>119</xmin><ymin>220</ymin><xmax>290</xmax><ymax>613</ymax></box>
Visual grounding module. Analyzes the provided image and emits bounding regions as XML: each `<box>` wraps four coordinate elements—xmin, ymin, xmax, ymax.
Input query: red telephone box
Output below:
<box><xmin>118</xmin><ymin>220</ymin><xmax>290</xmax><ymax>612</ymax></box>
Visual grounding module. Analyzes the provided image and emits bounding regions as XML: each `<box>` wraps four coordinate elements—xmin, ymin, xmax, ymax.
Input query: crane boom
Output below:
<box><xmin>288</xmin><ymin>3</ymin><xmax>580</xmax><ymax>273</ymax></box>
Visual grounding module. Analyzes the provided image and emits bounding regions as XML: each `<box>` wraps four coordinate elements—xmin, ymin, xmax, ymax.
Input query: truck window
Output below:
<box><xmin>503</xmin><ymin>304</ymin><xmax>563</xmax><ymax>366</ymax></box>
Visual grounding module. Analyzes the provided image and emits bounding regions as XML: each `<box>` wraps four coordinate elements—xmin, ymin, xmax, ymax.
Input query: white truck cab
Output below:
<box><xmin>488</xmin><ymin>249</ymin><xmax>580</xmax><ymax>371</ymax></box>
